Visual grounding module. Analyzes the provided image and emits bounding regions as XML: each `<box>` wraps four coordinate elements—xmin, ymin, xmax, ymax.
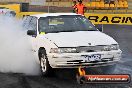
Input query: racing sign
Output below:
<box><xmin>77</xmin><ymin>67</ymin><xmax>131</xmax><ymax>84</ymax></box>
<box><xmin>0</xmin><ymin>4</ymin><xmax>20</xmax><ymax>13</ymax></box>
<box><xmin>85</xmin><ymin>13</ymin><xmax>132</xmax><ymax>25</ymax></box>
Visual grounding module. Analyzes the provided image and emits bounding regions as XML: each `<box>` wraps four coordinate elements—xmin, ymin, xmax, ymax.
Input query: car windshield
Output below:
<box><xmin>38</xmin><ymin>15</ymin><xmax>97</xmax><ymax>33</ymax></box>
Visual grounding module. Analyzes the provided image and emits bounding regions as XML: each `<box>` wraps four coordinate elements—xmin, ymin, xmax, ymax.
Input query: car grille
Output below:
<box><xmin>76</xmin><ymin>46</ymin><xmax>105</xmax><ymax>53</ymax></box>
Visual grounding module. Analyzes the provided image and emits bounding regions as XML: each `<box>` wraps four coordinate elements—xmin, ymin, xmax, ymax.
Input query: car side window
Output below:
<box><xmin>23</xmin><ymin>16</ymin><xmax>30</xmax><ymax>29</ymax></box>
<box><xmin>23</xmin><ymin>16</ymin><xmax>37</xmax><ymax>31</ymax></box>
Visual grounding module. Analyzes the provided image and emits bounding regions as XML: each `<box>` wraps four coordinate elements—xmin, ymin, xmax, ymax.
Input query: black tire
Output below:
<box><xmin>39</xmin><ymin>49</ymin><xmax>52</xmax><ymax>76</ymax></box>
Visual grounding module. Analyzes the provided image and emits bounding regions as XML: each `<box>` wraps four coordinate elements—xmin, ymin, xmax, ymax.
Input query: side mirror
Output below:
<box><xmin>27</xmin><ymin>30</ymin><xmax>36</xmax><ymax>36</ymax></box>
<box><xmin>95</xmin><ymin>24</ymin><xmax>103</xmax><ymax>32</ymax></box>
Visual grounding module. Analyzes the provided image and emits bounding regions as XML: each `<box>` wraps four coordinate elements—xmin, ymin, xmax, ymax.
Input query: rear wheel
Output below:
<box><xmin>39</xmin><ymin>49</ymin><xmax>52</xmax><ymax>76</ymax></box>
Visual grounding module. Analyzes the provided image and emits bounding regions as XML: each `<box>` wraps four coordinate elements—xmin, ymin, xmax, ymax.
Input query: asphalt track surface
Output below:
<box><xmin>0</xmin><ymin>24</ymin><xmax>132</xmax><ymax>88</ymax></box>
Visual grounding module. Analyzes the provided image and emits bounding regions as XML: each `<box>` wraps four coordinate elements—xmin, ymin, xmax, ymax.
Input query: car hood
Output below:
<box><xmin>44</xmin><ymin>31</ymin><xmax>118</xmax><ymax>47</ymax></box>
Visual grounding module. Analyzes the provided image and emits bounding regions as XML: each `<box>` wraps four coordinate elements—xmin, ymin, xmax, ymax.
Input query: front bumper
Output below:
<box><xmin>47</xmin><ymin>50</ymin><xmax>122</xmax><ymax>68</ymax></box>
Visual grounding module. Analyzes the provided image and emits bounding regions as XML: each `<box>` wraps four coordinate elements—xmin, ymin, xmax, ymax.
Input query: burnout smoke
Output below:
<box><xmin>0</xmin><ymin>15</ymin><xmax>40</xmax><ymax>75</ymax></box>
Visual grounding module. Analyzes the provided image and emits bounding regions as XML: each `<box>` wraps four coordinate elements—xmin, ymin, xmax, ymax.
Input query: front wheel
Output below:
<box><xmin>39</xmin><ymin>50</ymin><xmax>52</xmax><ymax>76</ymax></box>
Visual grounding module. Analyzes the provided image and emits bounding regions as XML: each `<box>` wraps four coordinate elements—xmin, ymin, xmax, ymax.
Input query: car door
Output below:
<box><xmin>23</xmin><ymin>16</ymin><xmax>38</xmax><ymax>52</ymax></box>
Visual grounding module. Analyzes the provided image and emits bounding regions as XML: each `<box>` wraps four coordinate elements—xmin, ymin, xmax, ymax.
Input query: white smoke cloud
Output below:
<box><xmin>0</xmin><ymin>16</ymin><xmax>40</xmax><ymax>75</ymax></box>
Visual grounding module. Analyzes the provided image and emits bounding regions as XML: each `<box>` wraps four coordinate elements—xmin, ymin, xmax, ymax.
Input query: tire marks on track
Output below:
<box><xmin>18</xmin><ymin>75</ymin><xmax>31</xmax><ymax>88</ymax></box>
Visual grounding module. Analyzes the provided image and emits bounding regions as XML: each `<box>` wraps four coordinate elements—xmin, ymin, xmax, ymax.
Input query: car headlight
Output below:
<box><xmin>50</xmin><ymin>48</ymin><xmax>77</xmax><ymax>53</ymax></box>
<box><xmin>110</xmin><ymin>44</ymin><xmax>119</xmax><ymax>50</ymax></box>
<box><xmin>103</xmin><ymin>46</ymin><xmax>111</xmax><ymax>51</ymax></box>
<box><xmin>103</xmin><ymin>44</ymin><xmax>119</xmax><ymax>51</ymax></box>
